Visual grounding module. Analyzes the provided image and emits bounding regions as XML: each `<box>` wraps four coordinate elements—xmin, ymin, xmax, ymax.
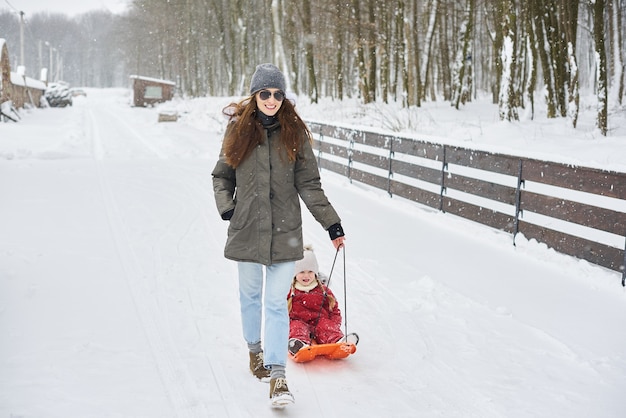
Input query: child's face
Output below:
<box><xmin>295</xmin><ymin>270</ymin><xmax>316</xmax><ymax>286</ymax></box>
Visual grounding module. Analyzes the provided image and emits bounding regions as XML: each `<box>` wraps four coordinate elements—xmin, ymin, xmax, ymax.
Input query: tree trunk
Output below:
<box><xmin>353</xmin><ymin>0</ymin><xmax>369</xmax><ymax>101</ymax></box>
<box><xmin>367</xmin><ymin>0</ymin><xmax>377</xmax><ymax>103</ymax></box>
<box><xmin>380</xmin><ymin>3</ymin><xmax>390</xmax><ymax>103</ymax></box>
<box><xmin>608</xmin><ymin>0</ymin><xmax>624</xmax><ymax>105</ymax></box>
<box><xmin>549</xmin><ymin>0</ymin><xmax>567</xmax><ymax>117</ymax></box>
<box><xmin>560</xmin><ymin>0</ymin><xmax>579</xmax><ymax>127</ymax></box>
<box><xmin>410</xmin><ymin>0</ymin><xmax>421</xmax><ymax>106</ymax></box>
<box><xmin>335</xmin><ymin>1</ymin><xmax>344</xmax><ymax>100</ymax></box>
<box><xmin>521</xmin><ymin>1</ymin><xmax>537</xmax><ymax>119</ymax></box>
<box><xmin>420</xmin><ymin>0</ymin><xmax>439</xmax><ymax>101</ymax></box>
<box><xmin>533</xmin><ymin>0</ymin><xmax>557</xmax><ymax>118</ymax></box>
<box><xmin>297</xmin><ymin>0</ymin><xmax>318</xmax><ymax>103</ymax></box>
<box><xmin>594</xmin><ymin>0</ymin><xmax>608</xmax><ymax>135</ymax></box>
<box><xmin>498</xmin><ymin>0</ymin><xmax>518</xmax><ymax>121</ymax></box>
<box><xmin>567</xmin><ymin>42</ymin><xmax>580</xmax><ymax>128</ymax></box>
<box><xmin>394</xmin><ymin>0</ymin><xmax>406</xmax><ymax>105</ymax></box>
<box><xmin>438</xmin><ymin>4</ymin><xmax>451</xmax><ymax>101</ymax></box>
<box><xmin>271</xmin><ymin>0</ymin><xmax>290</xmax><ymax>90</ymax></box>
<box><xmin>451</xmin><ymin>0</ymin><xmax>474</xmax><ymax>109</ymax></box>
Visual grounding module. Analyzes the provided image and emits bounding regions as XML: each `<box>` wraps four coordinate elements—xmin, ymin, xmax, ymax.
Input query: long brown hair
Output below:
<box><xmin>220</xmin><ymin>95</ymin><xmax>313</xmax><ymax>168</ymax></box>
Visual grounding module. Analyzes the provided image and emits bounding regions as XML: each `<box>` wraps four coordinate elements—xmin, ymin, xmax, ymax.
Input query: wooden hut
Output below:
<box><xmin>1</xmin><ymin>39</ymin><xmax>11</xmax><ymax>105</ymax></box>
<box><xmin>130</xmin><ymin>75</ymin><xmax>176</xmax><ymax>107</ymax></box>
<box><xmin>10</xmin><ymin>68</ymin><xmax>47</xmax><ymax>108</ymax></box>
<box><xmin>0</xmin><ymin>38</ymin><xmax>46</xmax><ymax>111</ymax></box>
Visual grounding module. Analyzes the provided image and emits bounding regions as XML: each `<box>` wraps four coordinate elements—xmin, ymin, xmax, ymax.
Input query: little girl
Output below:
<box><xmin>287</xmin><ymin>245</ymin><xmax>344</xmax><ymax>355</ymax></box>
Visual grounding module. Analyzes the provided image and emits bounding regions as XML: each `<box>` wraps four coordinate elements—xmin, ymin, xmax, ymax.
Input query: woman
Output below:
<box><xmin>212</xmin><ymin>63</ymin><xmax>345</xmax><ymax>408</ymax></box>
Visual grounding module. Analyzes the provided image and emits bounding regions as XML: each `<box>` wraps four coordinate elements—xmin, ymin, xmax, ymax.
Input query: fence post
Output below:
<box><xmin>387</xmin><ymin>138</ymin><xmax>394</xmax><ymax>197</ymax></box>
<box><xmin>317</xmin><ymin>130</ymin><xmax>324</xmax><ymax>170</ymax></box>
<box><xmin>439</xmin><ymin>145</ymin><xmax>447</xmax><ymax>212</ymax></box>
<box><xmin>348</xmin><ymin>133</ymin><xmax>355</xmax><ymax>183</ymax></box>
<box><xmin>513</xmin><ymin>159</ymin><xmax>524</xmax><ymax>246</ymax></box>
<box><xmin>622</xmin><ymin>239</ymin><xmax>626</xmax><ymax>287</ymax></box>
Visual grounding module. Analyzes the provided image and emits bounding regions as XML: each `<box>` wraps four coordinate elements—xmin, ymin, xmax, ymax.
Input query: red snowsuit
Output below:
<box><xmin>288</xmin><ymin>281</ymin><xmax>343</xmax><ymax>345</ymax></box>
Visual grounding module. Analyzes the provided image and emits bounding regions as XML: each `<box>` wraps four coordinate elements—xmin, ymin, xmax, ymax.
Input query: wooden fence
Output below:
<box><xmin>307</xmin><ymin>121</ymin><xmax>626</xmax><ymax>286</ymax></box>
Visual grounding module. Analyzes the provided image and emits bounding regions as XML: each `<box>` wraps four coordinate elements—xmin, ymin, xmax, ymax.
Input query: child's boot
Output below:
<box><xmin>288</xmin><ymin>338</ymin><xmax>307</xmax><ymax>355</ymax></box>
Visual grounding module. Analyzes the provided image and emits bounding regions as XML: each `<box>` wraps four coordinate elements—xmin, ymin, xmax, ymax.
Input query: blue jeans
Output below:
<box><xmin>238</xmin><ymin>261</ymin><xmax>295</xmax><ymax>368</ymax></box>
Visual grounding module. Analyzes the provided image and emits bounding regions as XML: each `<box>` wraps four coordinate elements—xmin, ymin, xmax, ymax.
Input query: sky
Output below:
<box><xmin>0</xmin><ymin>89</ymin><xmax>625</xmax><ymax>417</ymax></box>
<box><xmin>2</xmin><ymin>0</ymin><xmax>129</xmax><ymax>17</ymax></box>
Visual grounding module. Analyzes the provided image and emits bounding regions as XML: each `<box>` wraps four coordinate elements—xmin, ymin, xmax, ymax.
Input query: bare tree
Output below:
<box><xmin>522</xmin><ymin>1</ymin><xmax>538</xmax><ymax>119</ymax></box>
<box><xmin>334</xmin><ymin>1</ymin><xmax>345</xmax><ymax>100</ymax></box>
<box><xmin>593</xmin><ymin>0</ymin><xmax>608</xmax><ymax>135</ymax></box>
<box><xmin>497</xmin><ymin>0</ymin><xmax>518</xmax><ymax>121</ymax></box>
<box><xmin>394</xmin><ymin>0</ymin><xmax>407</xmax><ymax>104</ymax></box>
<box><xmin>405</xmin><ymin>0</ymin><xmax>421</xmax><ymax>107</ymax></box>
<box><xmin>271</xmin><ymin>0</ymin><xmax>290</xmax><ymax>90</ymax></box>
<box><xmin>366</xmin><ymin>0</ymin><xmax>377</xmax><ymax>102</ymax></box>
<box><xmin>451</xmin><ymin>0</ymin><xmax>474</xmax><ymax>109</ymax></box>
<box><xmin>560</xmin><ymin>0</ymin><xmax>580</xmax><ymax>127</ymax></box>
<box><xmin>420</xmin><ymin>0</ymin><xmax>439</xmax><ymax>101</ymax></box>
<box><xmin>210</xmin><ymin>0</ymin><xmax>235</xmax><ymax>93</ymax></box>
<box><xmin>533</xmin><ymin>0</ymin><xmax>558</xmax><ymax>117</ymax></box>
<box><xmin>353</xmin><ymin>0</ymin><xmax>369</xmax><ymax>101</ymax></box>
<box><xmin>293</xmin><ymin>0</ymin><xmax>319</xmax><ymax>103</ymax></box>
<box><xmin>608</xmin><ymin>0</ymin><xmax>624</xmax><ymax>105</ymax></box>
<box><xmin>380</xmin><ymin>2</ymin><xmax>391</xmax><ymax>103</ymax></box>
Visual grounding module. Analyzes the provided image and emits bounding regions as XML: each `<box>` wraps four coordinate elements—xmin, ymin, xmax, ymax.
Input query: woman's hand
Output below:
<box><xmin>332</xmin><ymin>236</ymin><xmax>345</xmax><ymax>250</ymax></box>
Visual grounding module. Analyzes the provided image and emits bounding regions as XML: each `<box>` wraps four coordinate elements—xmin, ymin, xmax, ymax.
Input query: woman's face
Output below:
<box><xmin>255</xmin><ymin>88</ymin><xmax>284</xmax><ymax>116</ymax></box>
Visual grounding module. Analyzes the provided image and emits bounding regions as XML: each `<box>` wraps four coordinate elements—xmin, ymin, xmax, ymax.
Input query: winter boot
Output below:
<box><xmin>288</xmin><ymin>338</ymin><xmax>307</xmax><ymax>355</ymax></box>
<box><xmin>269</xmin><ymin>377</ymin><xmax>295</xmax><ymax>408</ymax></box>
<box><xmin>249</xmin><ymin>351</ymin><xmax>270</xmax><ymax>381</ymax></box>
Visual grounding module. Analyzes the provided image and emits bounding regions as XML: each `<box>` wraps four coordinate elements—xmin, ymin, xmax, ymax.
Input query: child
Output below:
<box><xmin>287</xmin><ymin>245</ymin><xmax>345</xmax><ymax>355</ymax></box>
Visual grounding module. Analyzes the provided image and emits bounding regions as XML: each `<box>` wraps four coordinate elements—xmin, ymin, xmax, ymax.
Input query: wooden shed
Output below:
<box><xmin>10</xmin><ymin>68</ymin><xmax>47</xmax><ymax>109</ymax></box>
<box><xmin>0</xmin><ymin>38</ymin><xmax>46</xmax><ymax>111</ymax></box>
<box><xmin>130</xmin><ymin>75</ymin><xmax>176</xmax><ymax>107</ymax></box>
<box><xmin>1</xmin><ymin>38</ymin><xmax>11</xmax><ymax>105</ymax></box>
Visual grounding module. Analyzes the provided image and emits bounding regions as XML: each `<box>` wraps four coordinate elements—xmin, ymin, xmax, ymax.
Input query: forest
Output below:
<box><xmin>1</xmin><ymin>0</ymin><xmax>625</xmax><ymax>135</ymax></box>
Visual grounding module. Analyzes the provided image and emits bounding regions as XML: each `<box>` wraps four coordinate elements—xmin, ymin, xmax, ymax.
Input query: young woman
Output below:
<box><xmin>211</xmin><ymin>63</ymin><xmax>345</xmax><ymax>407</ymax></box>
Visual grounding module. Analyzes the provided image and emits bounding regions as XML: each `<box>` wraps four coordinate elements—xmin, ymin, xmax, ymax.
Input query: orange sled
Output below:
<box><xmin>289</xmin><ymin>341</ymin><xmax>357</xmax><ymax>363</ymax></box>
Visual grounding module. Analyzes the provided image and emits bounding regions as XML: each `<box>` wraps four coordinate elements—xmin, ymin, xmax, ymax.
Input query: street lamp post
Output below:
<box><xmin>19</xmin><ymin>11</ymin><xmax>25</xmax><ymax>67</ymax></box>
<box><xmin>44</xmin><ymin>41</ymin><xmax>54</xmax><ymax>82</ymax></box>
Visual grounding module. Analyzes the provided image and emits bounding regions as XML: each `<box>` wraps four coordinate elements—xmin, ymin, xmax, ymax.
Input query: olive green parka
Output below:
<box><xmin>212</xmin><ymin>121</ymin><xmax>341</xmax><ymax>265</ymax></box>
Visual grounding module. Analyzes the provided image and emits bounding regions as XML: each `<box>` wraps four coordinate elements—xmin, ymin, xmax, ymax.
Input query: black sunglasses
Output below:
<box><xmin>258</xmin><ymin>90</ymin><xmax>285</xmax><ymax>101</ymax></box>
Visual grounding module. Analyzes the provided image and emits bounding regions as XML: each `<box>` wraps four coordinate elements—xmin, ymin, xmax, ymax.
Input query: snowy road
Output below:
<box><xmin>1</xmin><ymin>89</ymin><xmax>625</xmax><ymax>417</ymax></box>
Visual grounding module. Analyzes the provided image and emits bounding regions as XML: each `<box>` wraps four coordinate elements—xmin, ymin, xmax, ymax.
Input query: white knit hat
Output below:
<box><xmin>294</xmin><ymin>245</ymin><xmax>319</xmax><ymax>275</ymax></box>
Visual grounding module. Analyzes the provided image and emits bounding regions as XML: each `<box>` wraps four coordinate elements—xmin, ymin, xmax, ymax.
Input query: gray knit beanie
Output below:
<box><xmin>249</xmin><ymin>63</ymin><xmax>286</xmax><ymax>95</ymax></box>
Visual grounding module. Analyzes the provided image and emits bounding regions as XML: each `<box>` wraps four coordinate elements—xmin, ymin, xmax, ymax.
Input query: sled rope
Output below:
<box><xmin>319</xmin><ymin>246</ymin><xmax>350</xmax><ymax>340</ymax></box>
<box><xmin>341</xmin><ymin>247</ymin><xmax>349</xmax><ymax>339</ymax></box>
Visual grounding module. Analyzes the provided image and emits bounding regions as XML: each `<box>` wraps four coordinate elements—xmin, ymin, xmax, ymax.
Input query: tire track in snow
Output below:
<box><xmin>87</xmin><ymin>109</ymin><xmax>216</xmax><ymax>417</ymax></box>
<box><xmin>127</xmin><ymin>162</ymin><xmax>244</xmax><ymax>416</ymax></box>
<box><xmin>88</xmin><ymin>108</ymin><xmax>105</xmax><ymax>160</ymax></box>
<box><xmin>90</xmin><ymin>105</ymin><xmax>170</xmax><ymax>159</ymax></box>
<box><xmin>157</xmin><ymin>162</ymin><xmax>250</xmax><ymax>417</ymax></box>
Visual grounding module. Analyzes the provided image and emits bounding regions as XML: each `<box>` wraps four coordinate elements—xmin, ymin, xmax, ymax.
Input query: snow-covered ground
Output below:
<box><xmin>1</xmin><ymin>88</ymin><xmax>625</xmax><ymax>417</ymax></box>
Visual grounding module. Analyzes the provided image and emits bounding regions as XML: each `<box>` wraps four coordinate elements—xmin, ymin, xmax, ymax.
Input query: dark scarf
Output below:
<box><xmin>257</xmin><ymin>110</ymin><xmax>278</xmax><ymax>128</ymax></box>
